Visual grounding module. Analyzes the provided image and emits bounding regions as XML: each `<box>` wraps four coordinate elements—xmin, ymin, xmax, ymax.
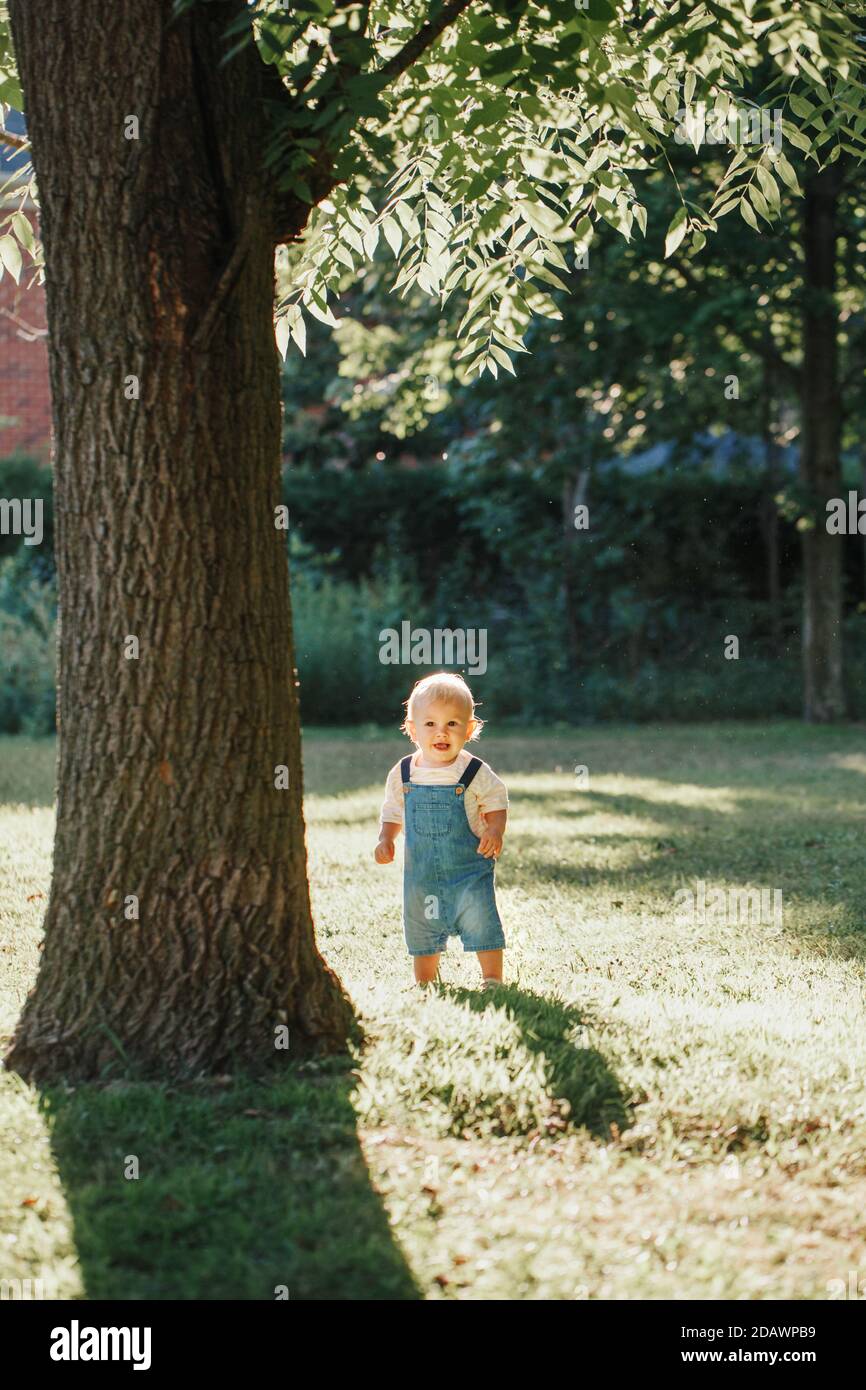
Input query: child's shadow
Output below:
<box><xmin>440</xmin><ymin>984</ymin><xmax>629</xmax><ymax>1140</ymax></box>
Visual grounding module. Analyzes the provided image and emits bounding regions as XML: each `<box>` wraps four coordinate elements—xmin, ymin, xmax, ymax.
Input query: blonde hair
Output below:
<box><xmin>401</xmin><ymin>671</ymin><xmax>484</xmax><ymax>741</ymax></box>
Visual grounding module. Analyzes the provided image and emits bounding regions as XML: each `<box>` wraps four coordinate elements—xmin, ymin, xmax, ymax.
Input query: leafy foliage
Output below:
<box><xmin>3</xmin><ymin>1</ymin><xmax>865</xmax><ymax>371</ymax></box>
<box><xmin>255</xmin><ymin>0</ymin><xmax>866</xmax><ymax>372</ymax></box>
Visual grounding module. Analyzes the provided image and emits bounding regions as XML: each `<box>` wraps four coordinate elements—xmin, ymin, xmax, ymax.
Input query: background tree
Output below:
<box><xmin>325</xmin><ymin>112</ymin><xmax>866</xmax><ymax>716</ymax></box>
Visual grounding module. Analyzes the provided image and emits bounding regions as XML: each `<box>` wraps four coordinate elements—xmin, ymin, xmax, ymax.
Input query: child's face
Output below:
<box><xmin>408</xmin><ymin>697</ymin><xmax>475</xmax><ymax>764</ymax></box>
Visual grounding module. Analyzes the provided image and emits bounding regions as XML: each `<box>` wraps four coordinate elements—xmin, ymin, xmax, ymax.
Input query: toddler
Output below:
<box><xmin>374</xmin><ymin>672</ymin><xmax>508</xmax><ymax>988</ymax></box>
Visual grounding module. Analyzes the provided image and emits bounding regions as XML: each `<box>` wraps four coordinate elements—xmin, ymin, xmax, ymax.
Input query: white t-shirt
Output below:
<box><xmin>380</xmin><ymin>747</ymin><xmax>508</xmax><ymax>840</ymax></box>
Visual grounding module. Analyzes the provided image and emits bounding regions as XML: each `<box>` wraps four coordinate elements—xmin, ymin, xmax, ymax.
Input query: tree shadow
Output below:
<box><xmin>512</xmin><ymin>782</ymin><xmax>866</xmax><ymax>961</ymax></box>
<box><xmin>439</xmin><ymin>983</ymin><xmax>629</xmax><ymax>1140</ymax></box>
<box><xmin>40</xmin><ymin>1056</ymin><xmax>420</xmax><ymax>1301</ymax></box>
<box><xmin>18</xmin><ymin>988</ymin><xmax>626</xmax><ymax>1303</ymax></box>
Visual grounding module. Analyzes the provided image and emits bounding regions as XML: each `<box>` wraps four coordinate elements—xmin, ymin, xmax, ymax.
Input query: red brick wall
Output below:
<box><xmin>0</xmin><ymin>208</ymin><xmax>51</xmax><ymax>462</ymax></box>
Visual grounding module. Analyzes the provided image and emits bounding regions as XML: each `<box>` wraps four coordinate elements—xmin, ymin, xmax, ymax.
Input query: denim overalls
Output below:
<box><xmin>401</xmin><ymin>754</ymin><xmax>506</xmax><ymax>957</ymax></box>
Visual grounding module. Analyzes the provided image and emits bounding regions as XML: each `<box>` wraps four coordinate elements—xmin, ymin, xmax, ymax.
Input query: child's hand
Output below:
<box><xmin>477</xmin><ymin>829</ymin><xmax>503</xmax><ymax>859</ymax></box>
<box><xmin>375</xmin><ymin>822</ymin><xmax>400</xmax><ymax>863</ymax></box>
<box><xmin>477</xmin><ymin>809</ymin><xmax>506</xmax><ymax>859</ymax></box>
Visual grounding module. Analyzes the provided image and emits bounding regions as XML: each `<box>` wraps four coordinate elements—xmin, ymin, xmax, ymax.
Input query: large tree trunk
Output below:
<box><xmin>799</xmin><ymin>165</ymin><xmax>846</xmax><ymax>722</ymax></box>
<box><xmin>5</xmin><ymin>0</ymin><xmax>353</xmax><ymax>1081</ymax></box>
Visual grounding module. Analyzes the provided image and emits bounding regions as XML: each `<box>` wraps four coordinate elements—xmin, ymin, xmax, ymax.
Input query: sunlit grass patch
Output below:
<box><xmin>2</xmin><ymin>723</ymin><xmax>866</xmax><ymax>1299</ymax></box>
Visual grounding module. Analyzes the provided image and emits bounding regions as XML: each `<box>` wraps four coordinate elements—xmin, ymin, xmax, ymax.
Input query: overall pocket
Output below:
<box><xmin>410</xmin><ymin>798</ymin><xmax>452</xmax><ymax>838</ymax></box>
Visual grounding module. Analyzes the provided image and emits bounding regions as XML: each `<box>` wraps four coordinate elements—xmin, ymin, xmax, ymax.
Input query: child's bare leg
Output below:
<box><xmin>413</xmin><ymin>952</ymin><xmax>441</xmax><ymax>984</ymax></box>
<box><xmin>477</xmin><ymin>949</ymin><xmax>503</xmax><ymax>984</ymax></box>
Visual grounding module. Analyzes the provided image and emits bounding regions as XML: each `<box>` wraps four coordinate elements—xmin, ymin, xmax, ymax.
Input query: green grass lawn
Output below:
<box><xmin>1</xmin><ymin>723</ymin><xmax>865</xmax><ymax>1300</ymax></box>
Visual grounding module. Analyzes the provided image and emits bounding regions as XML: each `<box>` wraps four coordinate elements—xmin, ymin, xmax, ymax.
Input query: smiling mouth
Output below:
<box><xmin>433</xmin><ymin>742</ymin><xmax>449</xmax><ymax>750</ymax></box>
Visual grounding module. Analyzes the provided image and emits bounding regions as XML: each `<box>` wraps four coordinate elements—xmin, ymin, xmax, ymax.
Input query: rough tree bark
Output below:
<box><xmin>5</xmin><ymin>0</ymin><xmax>354</xmax><ymax>1081</ymax></box>
<box><xmin>799</xmin><ymin>164</ymin><xmax>846</xmax><ymax>722</ymax></box>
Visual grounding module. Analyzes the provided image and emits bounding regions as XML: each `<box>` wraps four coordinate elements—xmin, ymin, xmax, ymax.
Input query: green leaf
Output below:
<box><xmin>682</xmin><ymin>103</ymin><xmax>705</xmax><ymax>152</ymax></box>
<box><xmin>0</xmin><ymin>71</ymin><xmax>24</xmax><ymax>107</ymax></box>
<box><xmin>523</xmin><ymin>287</ymin><xmax>562</xmax><ymax>320</ymax></box>
<box><xmin>747</xmin><ymin>183</ymin><xmax>771</xmax><ymax>223</ymax></box>
<box><xmin>304</xmin><ymin>290</ymin><xmax>339</xmax><ymax>327</ymax></box>
<box><xmin>289</xmin><ymin>310</ymin><xmax>307</xmax><ymax>356</ymax></box>
<box><xmin>491</xmin><ymin>326</ymin><xmax>529</xmax><ymax>353</ymax></box>
<box><xmin>527</xmin><ymin>261</ymin><xmax>570</xmax><ymax>293</ymax></box>
<box><xmin>258</xmin><ymin>25</ymin><xmax>286</xmax><ymax>59</ymax></box>
<box><xmin>782</xmin><ymin>122</ymin><xmax>813</xmax><ymax>154</ymax></box>
<box><xmin>480</xmin><ymin>44</ymin><xmax>524</xmax><ymax>77</ymax></box>
<box><xmin>543</xmin><ymin>242</ymin><xmax>570</xmax><ymax>271</ymax></box>
<box><xmin>788</xmin><ymin>93</ymin><xmax>814</xmax><ymax>120</ymax></box>
<box><xmin>340</xmin><ymin>220</ymin><xmax>365</xmax><ymax>255</ymax></box>
<box><xmin>774</xmin><ymin>153</ymin><xmax>801</xmax><ymax>194</ymax></box>
<box><xmin>664</xmin><ymin>207</ymin><xmax>688</xmax><ymax>259</ymax></box>
<box><xmin>518</xmin><ymin>196</ymin><xmax>563</xmax><ymax>237</ymax></box>
<box><xmin>0</xmin><ymin>233</ymin><xmax>21</xmax><ymax>282</ymax></box>
<box><xmin>425</xmin><ymin>207</ymin><xmax>452</xmax><ymax>240</ymax></box>
<box><xmin>363</xmin><ymin>222</ymin><xmax>380</xmax><ymax>258</ymax></box>
<box><xmin>382</xmin><ymin>216</ymin><xmax>402</xmax><ymax>257</ymax></box>
<box><xmin>794</xmin><ymin>49</ymin><xmax>829</xmax><ymax>90</ymax></box>
<box><xmin>456</xmin><ymin>337</ymin><xmax>485</xmax><ymax>361</ymax></box>
<box><xmin>739</xmin><ymin>197</ymin><xmax>759</xmax><ymax>231</ymax></box>
<box><xmin>489</xmin><ymin>343</ymin><xmax>516</xmax><ymax>375</ymax></box>
<box><xmin>395</xmin><ymin>201</ymin><xmax>423</xmax><ymax>239</ymax></box>
<box><xmin>392</xmin><ymin>257</ymin><xmax>421</xmax><ymax>293</ymax></box>
<box><xmin>416</xmin><ymin>266</ymin><xmax>440</xmax><ymax>296</ymax></box>
<box><xmin>572</xmin><ymin>215</ymin><xmax>593</xmax><ymax>248</ymax></box>
<box><xmin>275</xmin><ymin>315</ymin><xmax>291</xmax><ymax>361</ymax></box>
<box><xmin>11</xmin><ymin>210</ymin><xmax>34</xmax><ymax>252</ymax></box>
<box><xmin>718</xmin><ymin>147</ymin><xmax>750</xmax><ymax>184</ymax></box>
<box><xmin>754</xmin><ymin>165</ymin><xmax>780</xmax><ymax>214</ymax></box>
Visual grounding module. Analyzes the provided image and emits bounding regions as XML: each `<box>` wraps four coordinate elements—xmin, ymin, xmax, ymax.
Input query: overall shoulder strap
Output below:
<box><xmin>460</xmin><ymin>756</ymin><xmax>483</xmax><ymax>791</ymax></box>
<box><xmin>400</xmin><ymin>755</ymin><xmax>413</xmax><ymax>785</ymax></box>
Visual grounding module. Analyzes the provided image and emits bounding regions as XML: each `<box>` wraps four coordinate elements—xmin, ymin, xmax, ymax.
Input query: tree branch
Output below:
<box><xmin>189</xmin><ymin>193</ymin><xmax>256</xmax><ymax>351</ymax></box>
<box><xmin>377</xmin><ymin>0</ymin><xmax>477</xmax><ymax>86</ymax></box>
<box><xmin>0</xmin><ymin>125</ymin><xmax>28</xmax><ymax>152</ymax></box>
<box><xmin>256</xmin><ymin>51</ymin><xmax>332</xmax><ymax>244</ymax></box>
<box><xmin>263</xmin><ymin>0</ymin><xmax>479</xmax><ymax>244</ymax></box>
<box><xmin>0</xmin><ymin>304</ymin><xmax>46</xmax><ymax>339</ymax></box>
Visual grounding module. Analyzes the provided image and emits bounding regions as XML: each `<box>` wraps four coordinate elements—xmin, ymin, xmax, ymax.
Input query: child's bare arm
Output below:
<box><xmin>477</xmin><ymin>808</ymin><xmax>506</xmax><ymax>858</ymax></box>
<box><xmin>375</xmin><ymin>820</ymin><xmax>401</xmax><ymax>864</ymax></box>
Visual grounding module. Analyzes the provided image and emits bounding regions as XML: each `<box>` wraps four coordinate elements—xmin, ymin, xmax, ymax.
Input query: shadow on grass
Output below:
<box><xmin>440</xmin><ymin>983</ymin><xmax>629</xmax><ymax>1140</ymax></box>
<box><xmin>512</xmin><ymin>782</ymin><xmax>866</xmax><ymax>959</ymax></box>
<box><xmin>41</xmin><ymin>1056</ymin><xmax>420</xmax><ymax>1301</ymax></box>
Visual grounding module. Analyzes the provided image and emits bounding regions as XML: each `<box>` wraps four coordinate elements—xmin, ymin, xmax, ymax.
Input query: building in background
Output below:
<box><xmin>0</xmin><ymin>108</ymin><xmax>50</xmax><ymax>462</ymax></box>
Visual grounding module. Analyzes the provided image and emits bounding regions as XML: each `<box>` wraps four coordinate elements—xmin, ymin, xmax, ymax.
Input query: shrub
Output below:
<box><xmin>0</xmin><ymin>552</ymin><xmax>56</xmax><ymax>734</ymax></box>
